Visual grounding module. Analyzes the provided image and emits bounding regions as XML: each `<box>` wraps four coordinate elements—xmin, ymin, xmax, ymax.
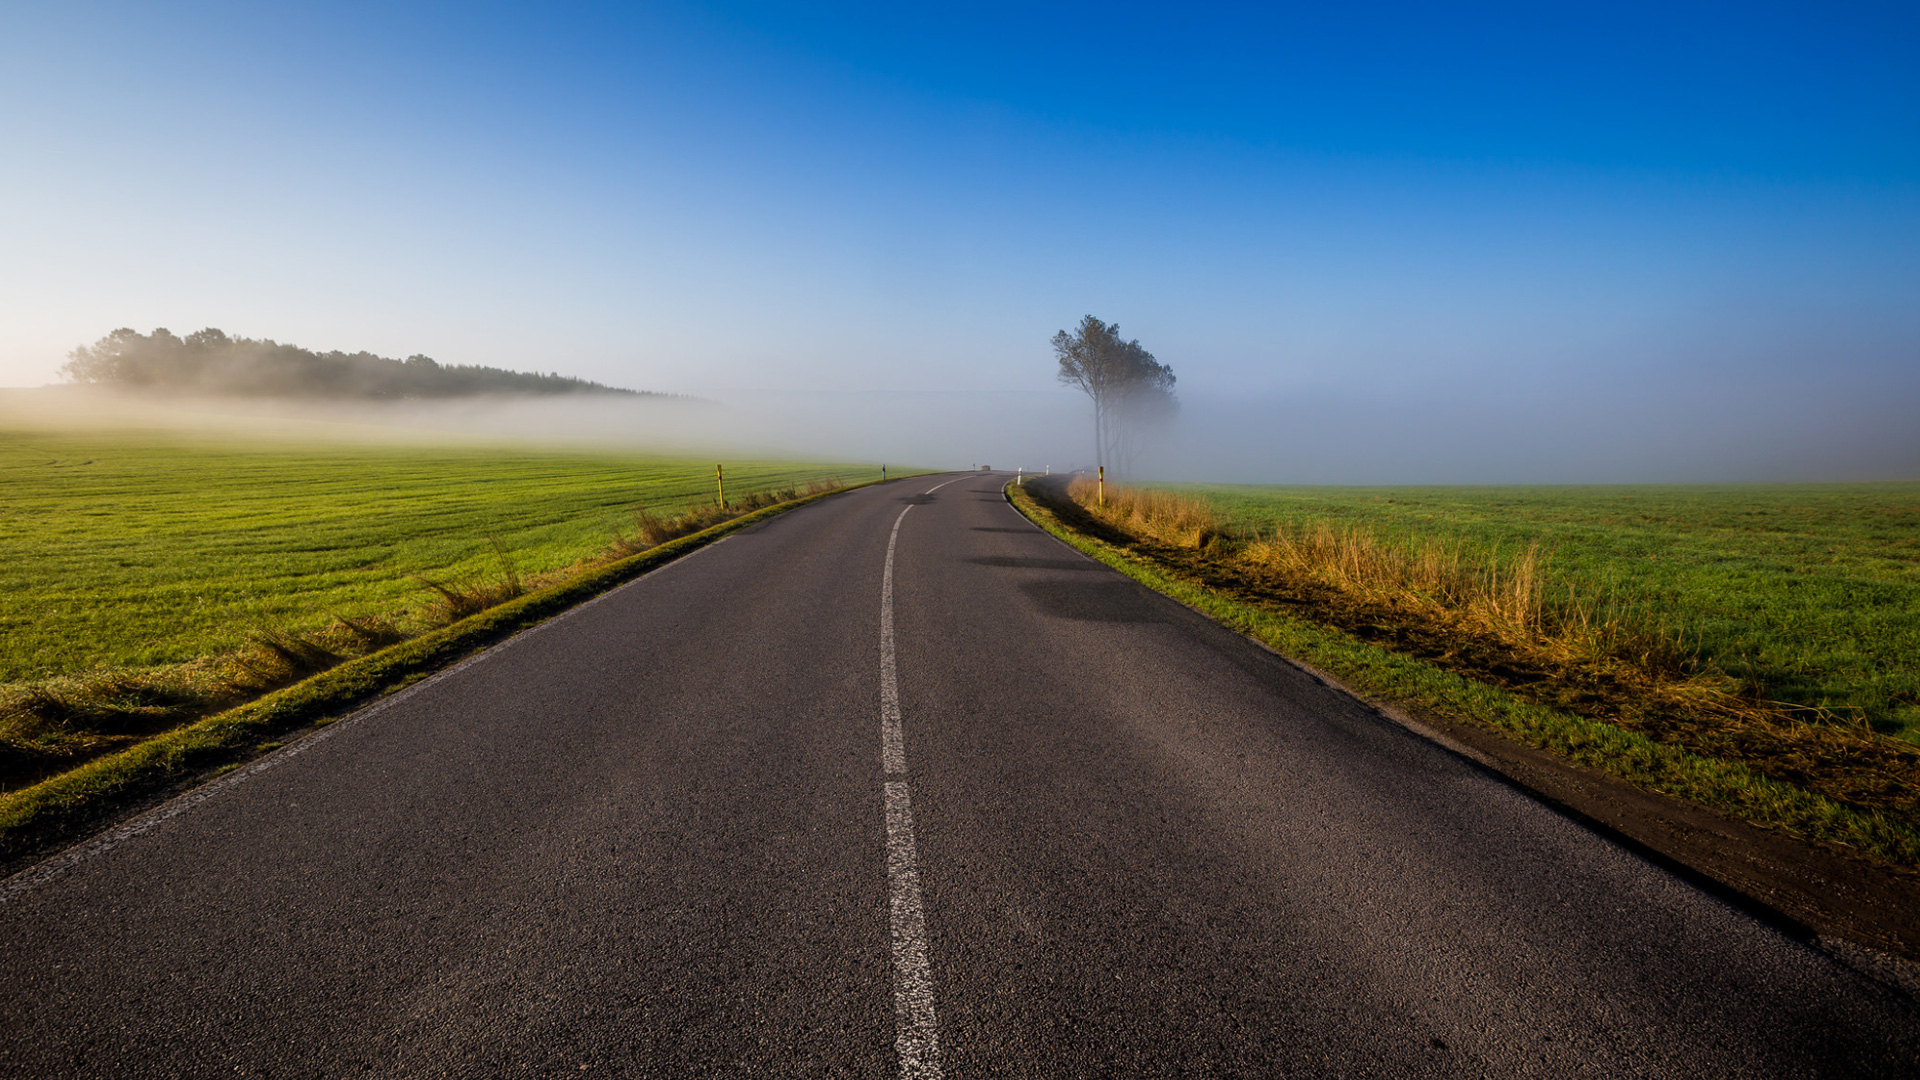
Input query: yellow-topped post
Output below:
<box><xmin>716</xmin><ymin>464</ymin><xmax>726</xmax><ymax>508</ymax></box>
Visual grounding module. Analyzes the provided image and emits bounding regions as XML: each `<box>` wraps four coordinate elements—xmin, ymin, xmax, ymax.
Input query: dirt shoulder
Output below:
<box><xmin>1010</xmin><ymin>476</ymin><xmax>1920</xmax><ymax>979</ymax></box>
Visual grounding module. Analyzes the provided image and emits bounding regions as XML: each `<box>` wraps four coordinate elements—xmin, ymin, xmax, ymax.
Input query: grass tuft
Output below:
<box><xmin>619</xmin><ymin>478</ymin><xmax>846</xmax><ymax>553</ymax></box>
<box><xmin>411</xmin><ymin>534</ymin><xmax>529</xmax><ymax>623</ymax></box>
<box><xmin>242</xmin><ymin>629</ymin><xmax>344</xmax><ymax>681</ymax></box>
<box><xmin>329</xmin><ymin>612</ymin><xmax>407</xmax><ymax>651</ymax></box>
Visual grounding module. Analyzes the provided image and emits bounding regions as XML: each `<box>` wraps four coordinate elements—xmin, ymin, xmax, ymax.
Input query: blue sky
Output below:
<box><xmin>2</xmin><ymin>1</ymin><xmax>1915</xmax><ymax>479</ymax></box>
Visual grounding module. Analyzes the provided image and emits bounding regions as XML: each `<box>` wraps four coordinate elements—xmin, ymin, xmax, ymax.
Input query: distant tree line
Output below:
<box><xmin>60</xmin><ymin>327</ymin><xmax>653</xmax><ymax>399</ymax></box>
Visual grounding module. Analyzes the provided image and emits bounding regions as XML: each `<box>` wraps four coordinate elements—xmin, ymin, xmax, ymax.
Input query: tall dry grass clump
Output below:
<box><xmin>1237</xmin><ymin>523</ymin><xmax>1710</xmax><ymax>679</ymax></box>
<box><xmin>1068</xmin><ymin>478</ymin><xmax>1697</xmax><ymax>684</ymax></box>
<box><xmin>1245</xmin><ymin>523</ymin><xmax>1547</xmax><ymax>647</ymax></box>
<box><xmin>0</xmin><ymin>622</ymin><xmax>375</xmax><ymax>788</ymax></box>
<box><xmin>612</xmin><ymin>478</ymin><xmax>844</xmax><ymax>555</ymax></box>
<box><xmin>413</xmin><ymin>535</ymin><xmax>527</xmax><ymax>622</ymax></box>
<box><xmin>1066</xmin><ymin>476</ymin><xmax>1225</xmax><ymax>549</ymax></box>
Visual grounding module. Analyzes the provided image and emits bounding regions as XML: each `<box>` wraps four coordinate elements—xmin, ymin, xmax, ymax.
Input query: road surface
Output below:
<box><xmin>1</xmin><ymin>472</ymin><xmax>1914</xmax><ymax>1077</ymax></box>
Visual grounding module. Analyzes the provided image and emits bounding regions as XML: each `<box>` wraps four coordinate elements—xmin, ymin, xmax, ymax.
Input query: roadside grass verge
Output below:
<box><xmin>1152</xmin><ymin>478</ymin><xmax>1920</xmax><ymax>743</ymax></box>
<box><xmin>0</xmin><ymin>477</ymin><xmax>852</xmax><ymax>792</ymax></box>
<box><xmin>0</xmin><ymin>478</ymin><xmax>877</xmax><ymax>869</ymax></box>
<box><xmin>1010</xmin><ymin>478</ymin><xmax>1920</xmax><ymax>871</ymax></box>
<box><xmin>0</xmin><ymin>426</ymin><xmax>878</xmax><ymax>790</ymax></box>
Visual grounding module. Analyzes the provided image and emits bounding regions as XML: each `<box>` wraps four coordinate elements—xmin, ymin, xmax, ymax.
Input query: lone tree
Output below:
<box><xmin>1052</xmin><ymin>315</ymin><xmax>1176</xmax><ymax>476</ymax></box>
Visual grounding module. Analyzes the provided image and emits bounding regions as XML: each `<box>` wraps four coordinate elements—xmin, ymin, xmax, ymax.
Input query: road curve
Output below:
<box><xmin>0</xmin><ymin>472</ymin><xmax>1913</xmax><ymax>1077</ymax></box>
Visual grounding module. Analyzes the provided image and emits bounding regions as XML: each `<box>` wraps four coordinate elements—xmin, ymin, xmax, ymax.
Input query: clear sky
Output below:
<box><xmin>2</xmin><ymin>1</ymin><xmax>1916</xmax><ymax>481</ymax></box>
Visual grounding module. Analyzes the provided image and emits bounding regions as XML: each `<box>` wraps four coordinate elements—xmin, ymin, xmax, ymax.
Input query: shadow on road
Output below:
<box><xmin>969</xmin><ymin>556</ymin><xmax>1104</xmax><ymax>572</ymax></box>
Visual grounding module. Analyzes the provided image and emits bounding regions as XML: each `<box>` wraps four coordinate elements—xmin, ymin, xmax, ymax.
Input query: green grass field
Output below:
<box><xmin>1</xmin><ymin>427</ymin><xmax>875</xmax><ymax>683</ymax></box>
<box><xmin>1162</xmin><ymin>482</ymin><xmax>1920</xmax><ymax>743</ymax></box>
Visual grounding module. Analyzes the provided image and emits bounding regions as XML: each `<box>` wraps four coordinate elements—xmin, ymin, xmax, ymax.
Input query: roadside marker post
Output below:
<box><xmin>1098</xmin><ymin>465</ymin><xmax>1104</xmax><ymax>506</ymax></box>
<box><xmin>716</xmin><ymin>464</ymin><xmax>726</xmax><ymax>508</ymax></box>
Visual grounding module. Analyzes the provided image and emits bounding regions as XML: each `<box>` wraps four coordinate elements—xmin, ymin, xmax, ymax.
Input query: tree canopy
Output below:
<box><xmin>60</xmin><ymin>327</ymin><xmax>652</xmax><ymax>399</ymax></box>
<box><xmin>1052</xmin><ymin>315</ymin><xmax>1176</xmax><ymax>475</ymax></box>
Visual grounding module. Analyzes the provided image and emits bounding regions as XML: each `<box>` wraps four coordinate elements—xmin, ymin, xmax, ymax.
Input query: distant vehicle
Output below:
<box><xmin>978</xmin><ymin>465</ymin><xmax>992</xmax><ymax>471</ymax></box>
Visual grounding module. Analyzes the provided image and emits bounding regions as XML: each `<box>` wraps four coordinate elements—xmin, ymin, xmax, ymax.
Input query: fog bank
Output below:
<box><xmin>7</xmin><ymin>376</ymin><xmax>1916</xmax><ymax>485</ymax></box>
<box><xmin>0</xmin><ymin>387</ymin><xmax>1090</xmax><ymax>474</ymax></box>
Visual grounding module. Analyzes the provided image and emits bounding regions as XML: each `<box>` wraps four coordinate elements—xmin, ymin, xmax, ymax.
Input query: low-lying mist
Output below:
<box><xmin>8</xmin><ymin>373</ymin><xmax>1917</xmax><ymax>485</ymax></box>
<box><xmin>0</xmin><ymin>386</ymin><xmax>1095</xmax><ymax>474</ymax></box>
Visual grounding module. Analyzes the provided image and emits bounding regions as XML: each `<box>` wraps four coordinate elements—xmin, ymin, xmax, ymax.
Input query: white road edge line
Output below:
<box><xmin>0</xmin><ymin>534</ymin><xmax>736</xmax><ymax>904</ymax></box>
<box><xmin>881</xmin><ymin>503</ymin><xmax>942</xmax><ymax>1079</ymax></box>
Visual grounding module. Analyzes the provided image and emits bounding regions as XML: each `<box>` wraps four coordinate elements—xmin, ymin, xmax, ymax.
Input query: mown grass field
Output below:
<box><xmin>1161</xmin><ymin>482</ymin><xmax>1920</xmax><ymax>743</ymax></box>
<box><xmin>1</xmin><ymin>427</ymin><xmax>874</xmax><ymax>683</ymax></box>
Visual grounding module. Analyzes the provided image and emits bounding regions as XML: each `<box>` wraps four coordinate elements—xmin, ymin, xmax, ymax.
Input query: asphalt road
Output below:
<box><xmin>2</xmin><ymin>472</ymin><xmax>1915</xmax><ymax>1078</ymax></box>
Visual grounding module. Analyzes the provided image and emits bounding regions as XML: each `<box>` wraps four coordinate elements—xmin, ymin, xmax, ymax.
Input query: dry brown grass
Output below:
<box><xmin>412</xmin><ymin>535</ymin><xmax>528</xmax><ymax>622</ymax></box>
<box><xmin>1069</xmin><ymin>474</ymin><xmax>1682</xmax><ymax>671</ymax></box>
<box><xmin>609</xmin><ymin>479</ymin><xmax>844</xmax><ymax>555</ymax></box>
<box><xmin>0</xmin><ymin>629</ymin><xmax>352</xmax><ymax>788</ymax></box>
<box><xmin>1071</xmin><ymin>481</ymin><xmax>1227</xmax><ymax>550</ymax></box>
